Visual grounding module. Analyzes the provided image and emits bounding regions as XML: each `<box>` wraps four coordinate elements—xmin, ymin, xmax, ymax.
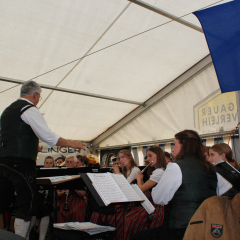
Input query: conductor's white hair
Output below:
<box><xmin>20</xmin><ymin>80</ymin><xmax>41</xmax><ymax>97</ymax></box>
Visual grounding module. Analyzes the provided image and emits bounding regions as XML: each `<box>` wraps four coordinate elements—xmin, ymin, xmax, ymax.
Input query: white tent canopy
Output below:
<box><xmin>0</xmin><ymin>0</ymin><xmax>237</xmax><ymax>155</ymax></box>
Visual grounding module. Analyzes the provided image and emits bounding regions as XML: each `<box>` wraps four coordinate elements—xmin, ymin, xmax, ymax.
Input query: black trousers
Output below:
<box><xmin>0</xmin><ymin>157</ymin><xmax>37</xmax><ymax>221</ymax></box>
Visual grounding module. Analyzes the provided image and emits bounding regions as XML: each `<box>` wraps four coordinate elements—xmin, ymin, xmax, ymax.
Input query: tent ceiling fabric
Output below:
<box><xmin>0</xmin><ymin>0</ymin><xmax>233</xmax><ymax>144</ymax></box>
<box><xmin>99</xmin><ymin>65</ymin><xmax>222</xmax><ymax>148</ymax></box>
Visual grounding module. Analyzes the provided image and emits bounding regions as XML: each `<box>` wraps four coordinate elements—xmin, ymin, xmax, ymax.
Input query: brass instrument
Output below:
<box><xmin>59</xmin><ymin>161</ymin><xmax>66</xmax><ymax>167</ymax></box>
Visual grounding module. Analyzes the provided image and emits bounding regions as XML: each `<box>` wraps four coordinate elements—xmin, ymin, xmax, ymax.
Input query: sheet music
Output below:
<box><xmin>54</xmin><ymin>222</ymin><xmax>115</xmax><ymax>235</ymax></box>
<box><xmin>40</xmin><ymin>167</ymin><xmax>62</xmax><ymax>169</ymax></box>
<box><xmin>132</xmin><ymin>184</ymin><xmax>155</xmax><ymax>214</ymax></box>
<box><xmin>216</xmin><ymin>173</ymin><xmax>232</xmax><ymax>196</ymax></box>
<box><xmin>110</xmin><ymin>173</ymin><xmax>144</xmax><ymax>202</ymax></box>
<box><xmin>87</xmin><ymin>173</ymin><xmax>128</xmax><ymax>205</ymax></box>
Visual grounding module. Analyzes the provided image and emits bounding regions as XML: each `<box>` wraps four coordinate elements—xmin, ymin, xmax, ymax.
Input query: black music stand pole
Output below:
<box><xmin>53</xmin><ymin>185</ymin><xmax>57</xmax><ymax>223</ymax></box>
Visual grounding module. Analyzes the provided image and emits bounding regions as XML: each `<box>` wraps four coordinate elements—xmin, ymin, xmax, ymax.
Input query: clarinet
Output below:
<box><xmin>44</xmin><ymin>190</ymin><xmax>49</xmax><ymax>204</ymax></box>
<box><xmin>64</xmin><ymin>190</ymin><xmax>69</xmax><ymax>211</ymax></box>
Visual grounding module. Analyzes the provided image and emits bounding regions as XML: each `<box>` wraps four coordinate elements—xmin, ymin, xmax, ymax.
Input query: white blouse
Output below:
<box><xmin>150</xmin><ymin>168</ymin><xmax>165</xmax><ymax>183</ymax></box>
<box><xmin>126</xmin><ymin>166</ymin><xmax>140</xmax><ymax>183</ymax></box>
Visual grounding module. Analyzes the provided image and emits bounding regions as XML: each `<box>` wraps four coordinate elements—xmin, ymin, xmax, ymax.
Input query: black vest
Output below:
<box><xmin>169</xmin><ymin>155</ymin><xmax>217</xmax><ymax>229</ymax></box>
<box><xmin>0</xmin><ymin>99</ymin><xmax>39</xmax><ymax>161</ymax></box>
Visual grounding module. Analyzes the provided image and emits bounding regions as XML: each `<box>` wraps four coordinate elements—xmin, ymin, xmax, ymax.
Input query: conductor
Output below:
<box><xmin>0</xmin><ymin>80</ymin><xmax>86</xmax><ymax>238</ymax></box>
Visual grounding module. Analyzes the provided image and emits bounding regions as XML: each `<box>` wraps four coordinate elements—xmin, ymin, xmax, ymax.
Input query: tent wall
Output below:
<box><xmin>99</xmin><ymin>135</ymin><xmax>238</xmax><ymax>167</ymax></box>
<box><xmin>36</xmin><ymin>133</ymin><xmax>239</xmax><ymax>166</ymax></box>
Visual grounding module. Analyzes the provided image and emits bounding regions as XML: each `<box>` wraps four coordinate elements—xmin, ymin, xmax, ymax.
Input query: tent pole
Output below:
<box><xmin>0</xmin><ymin>76</ymin><xmax>143</xmax><ymax>106</ymax></box>
<box><xmin>236</xmin><ymin>91</ymin><xmax>240</xmax><ymax>129</ymax></box>
<box><xmin>128</xmin><ymin>0</ymin><xmax>203</xmax><ymax>33</ymax></box>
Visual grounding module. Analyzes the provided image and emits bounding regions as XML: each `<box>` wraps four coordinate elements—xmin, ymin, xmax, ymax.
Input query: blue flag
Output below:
<box><xmin>194</xmin><ymin>1</ymin><xmax>240</xmax><ymax>93</ymax></box>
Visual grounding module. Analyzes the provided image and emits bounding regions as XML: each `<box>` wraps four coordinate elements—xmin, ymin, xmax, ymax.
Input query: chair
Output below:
<box><xmin>1</xmin><ymin>211</ymin><xmax>12</xmax><ymax>230</ymax></box>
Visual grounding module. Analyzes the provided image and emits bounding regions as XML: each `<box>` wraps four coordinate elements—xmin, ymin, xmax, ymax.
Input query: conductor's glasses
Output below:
<box><xmin>36</xmin><ymin>92</ymin><xmax>42</xmax><ymax>101</ymax></box>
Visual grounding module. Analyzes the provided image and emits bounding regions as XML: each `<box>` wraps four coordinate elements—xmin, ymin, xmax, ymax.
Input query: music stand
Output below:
<box><xmin>214</xmin><ymin>159</ymin><xmax>240</xmax><ymax>191</ymax></box>
<box><xmin>36</xmin><ymin>176</ymin><xmax>81</xmax><ymax>222</ymax></box>
<box><xmin>81</xmin><ymin>173</ymin><xmax>143</xmax><ymax>240</ymax></box>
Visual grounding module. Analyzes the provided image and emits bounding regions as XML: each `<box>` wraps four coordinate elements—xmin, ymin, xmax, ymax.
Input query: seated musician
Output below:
<box><xmin>112</xmin><ymin>149</ymin><xmax>140</xmax><ymax>183</ymax></box>
<box><xmin>208</xmin><ymin>143</ymin><xmax>239</xmax><ymax>198</ymax></box>
<box><xmin>122</xmin><ymin>146</ymin><xmax>167</xmax><ymax>240</ymax></box>
<box><xmin>55</xmin><ymin>157</ymin><xmax>64</xmax><ymax>166</ymax></box>
<box><xmin>44</xmin><ymin>156</ymin><xmax>55</xmax><ymax>168</ymax></box>
<box><xmin>76</xmin><ymin>155</ymin><xmax>89</xmax><ymax>167</ymax></box>
<box><xmin>137</xmin><ymin>146</ymin><xmax>166</xmax><ymax>191</ymax></box>
<box><xmin>57</xmin><ymin>155</ymin><xmax>86</xmax><ymax>223</ymax></box>
<box><xmin>208</xmin><ymin>143</ymin><xmax>240</xmax><ymax>171</ymax></box>
<box><xmin>164</xmin><ymin>151</ymin><xmax>173</xmax><ymax>163</ymax></box>
<box><xmin>133</xmin><ymin>130</ymin><xmax>232</xmax><ymax>240</ymax></box>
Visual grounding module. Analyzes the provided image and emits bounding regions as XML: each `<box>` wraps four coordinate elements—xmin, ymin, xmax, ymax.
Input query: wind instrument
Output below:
<box><xmin>44</xmin><ymin>190</ymin><xmax>49</xmax><ymax>204</ymax></box>
<box><xmin>111</xmin><ymin>163</ymin><xmax>123</xmax><ymax>172</ymax></box>
<box><xmin>141</xmin><ymin>161</ymin><xmax>153</xmax><ymax>173</ymax></box>
<box><xmin>64</xmin><ymin>190</ymin><xmax>69</xmax><ymax>211</ymax></box>
<box><xmin>59</xmin><ymin>161</ymin><xmax>66</xmax><ymax>167</ymax></box>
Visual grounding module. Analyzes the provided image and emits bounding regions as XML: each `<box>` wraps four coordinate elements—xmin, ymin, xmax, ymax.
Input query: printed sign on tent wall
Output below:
<box><xmin>194</xmin><ymin>90</ymin><xmax>237</xmax><ymax>133</ymax></box>
<box><xmin>37</xmin><ymin>142</ymin><xmax>89</xmax><ymax>165</ymax></box>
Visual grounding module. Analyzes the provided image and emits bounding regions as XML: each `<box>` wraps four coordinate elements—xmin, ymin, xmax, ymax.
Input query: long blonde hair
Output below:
<box><xmin>117</xmin><ymin>149</ymin><xmax>138</xmax><ymax>178</ymax></box>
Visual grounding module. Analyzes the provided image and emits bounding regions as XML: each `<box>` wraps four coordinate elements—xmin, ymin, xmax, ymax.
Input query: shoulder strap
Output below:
<box><xmin>20</xmin><ymin>104</ymin><xmax>36</xmax><ymax>115</ymax></box>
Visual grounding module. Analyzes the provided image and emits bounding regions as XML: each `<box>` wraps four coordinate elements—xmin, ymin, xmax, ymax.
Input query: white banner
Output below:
<box><xmin>194</xmin><ymin>90</ymin><xmax>237</xmax><ymax>132</ymax></box>
<box><xmin>37</xmin><ymin>142</ymin><xmax>90</xmax><ymax>166</ymax></box>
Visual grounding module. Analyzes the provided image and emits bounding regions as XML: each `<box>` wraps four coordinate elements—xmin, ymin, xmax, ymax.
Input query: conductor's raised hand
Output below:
<box><xmin>56</xmin><ymin>137</ymin><xmax>86</xmax><ymax>150</ymax></box>
<box><xmin>69</xmin><ymin>141</ymin><xmax>86</xmax><ymax>150</ymax></box>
